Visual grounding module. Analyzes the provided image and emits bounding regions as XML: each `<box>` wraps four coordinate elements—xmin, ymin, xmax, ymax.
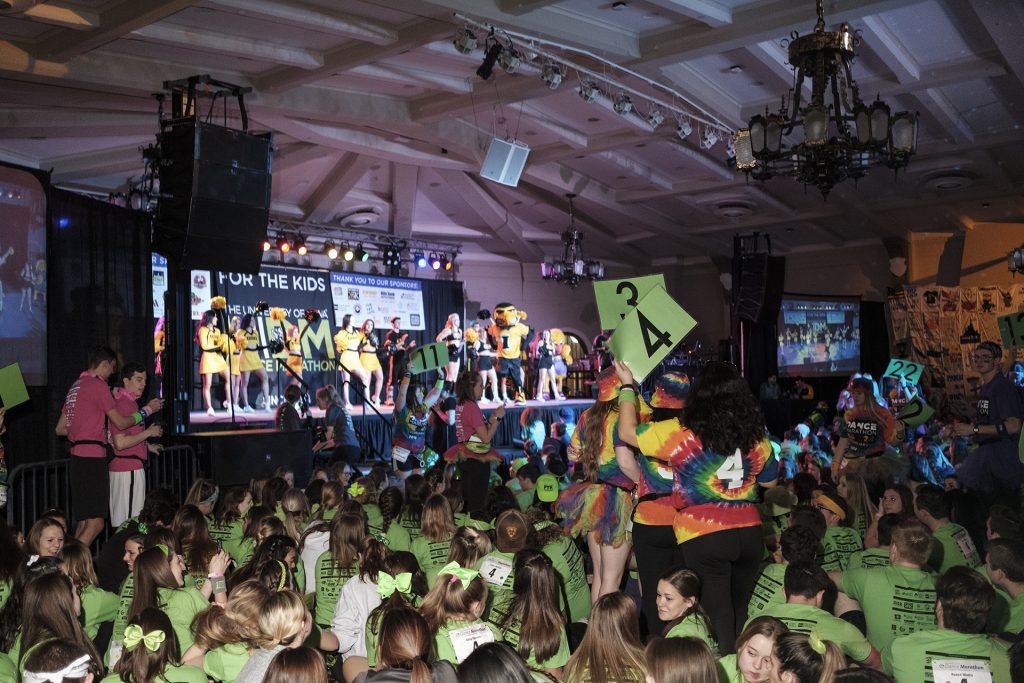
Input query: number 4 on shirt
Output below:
<box><xmin>715</xmin><ymin>450</ymin><xmax>745</xmax><ymax>489</ymax></box>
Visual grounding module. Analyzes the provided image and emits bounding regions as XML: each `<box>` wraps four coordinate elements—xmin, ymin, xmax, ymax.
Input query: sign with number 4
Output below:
<box><xmin>883</xmin><ymin>358</ymin><xmax>924</xmax><ymax>386</ymax></box>
<box><xmin>607</xmin><ymin>285</ymin><xmax>697</xmax><ymax>383</ymax></box>
<box><xmin>409</xmin><ymin>342</ymin><xmax>450</xmax><ymax>374</ymax></box>
<box><xmin>593</xmin><ymin>274</ymin><xmax>666</xmax><ymax>331</ymax></box>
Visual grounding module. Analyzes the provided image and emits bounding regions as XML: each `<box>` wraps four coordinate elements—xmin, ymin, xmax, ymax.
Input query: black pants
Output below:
<box><xmin>680</xmin><ymin>525</ymin><xmax>763</xmax><ymax>654</ymax></box>
<box><xmin>633</xmin><ymin>523</ymin><xmax>685</xmax><ymax>638</ymax></box>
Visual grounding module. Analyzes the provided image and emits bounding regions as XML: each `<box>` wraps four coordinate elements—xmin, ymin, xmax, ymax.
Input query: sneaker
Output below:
<box><xmin>242</xmin><ymin>405</ymin><xmax>254</xmax><ymax>413</ymax></box>
<box><xmin>206</xmin><ymin>407</ymin><xmax>216</xmax><ymax>417</ymax></box>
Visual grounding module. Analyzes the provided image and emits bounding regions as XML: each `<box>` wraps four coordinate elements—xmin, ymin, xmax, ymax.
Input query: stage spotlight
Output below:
<box><xmin>355</xmin><ymin>244</ymin><xmax>369</xmax><ymax>262</ymax></box>
<box><xmin>476</xmin><ymin>42</ymin><xmax>502</xmax><ymax>81</ymax></box>
<box><xmin>277</xmin><ymin>235</ymin><xmax>292</xmax><ymax>253</ymax></box>
<box><xmin>647</xmin><ymin>107</ymin><xmax>665</xmax><ymax>128</ymax></box>
<box><xmin>613</xmin><ymin>93</ymin><xmax>633</xmax><ymax>115</ymax></box>
<box><xmin>700</xmin><ymin>128</ymin><xmax>719</xmax><ymax>150</ymax></box>
<box><xmin>498</xmin><ymin>45</ymin><xmax>521</xmax><ymax>73</ymax></box>
<box><xmin>325</xmin><ymin>241</ymin><xmax>339</xmax><ymax>260</ymax></box>
<box><xmin>429</xmin><ymin>252</ymin><xmax>441</xmax><ymax>270</ymax></box>
<box><xmin>343</xmin><ymin>244</ymin><xmax>355</xmax><ymax>261</ymax></box>
<box><xmin>262</xmin><ymin>238</ymin><xmax>272</xmax><ymax>252</ymax></box>
<box><xmin>453</xmin><ymin>26</ymin><xmax>477</xmax><ymax>54</ymax></box>
<box><xmin>579</xmin><ymin>80</ymin><xmax>599</xmax><ymax>103</ymax></box>
<box><xmin>676</xmin><ymin>118</ymin><xmax>693</xmax><ymax>140</ymax></box>
<box><xmin>541</xmin><ymin>62</ymin><xmax>564</xmax><ymax>90</ymax></box>
<box><xmin>295</xmin><ymin>235</ymin><xmax>308</xmax><ymax>255</ymax></box>
<box><xmin>442</xmin><ymin>254</ymin><xmax>454</xmax><ymax>271</ymax></box>
<box><xmin>415</xmin><ymin>252</ymin><xmax>427</xmax><ymax>268</ymax></box>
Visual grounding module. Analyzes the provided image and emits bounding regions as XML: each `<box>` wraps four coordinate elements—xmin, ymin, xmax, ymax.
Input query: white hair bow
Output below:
<box><xmin>26</xmin><ymin>554</ymin><xmax>39</xmax><ymax>566</ymax></box>
<box><xmin>23</xmin><ymin>654</ymin><xmax>92</xmax><ymax>682</ymax></box>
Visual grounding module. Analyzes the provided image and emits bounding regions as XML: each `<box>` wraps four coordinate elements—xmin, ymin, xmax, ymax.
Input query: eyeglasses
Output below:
<box><xmin>972</xmin><ymin>354</ymin><xmax>995</xmax><ymax>362</ymax></box>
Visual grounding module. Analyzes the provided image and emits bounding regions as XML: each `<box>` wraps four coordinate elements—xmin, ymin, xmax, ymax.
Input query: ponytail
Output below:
<box><xmin>774</xmin><ymin>632</ymin><xmax>845</xmax><ymax>683</ymax></box>
<box><xmin>409</xmin><ymin>656</ymin><xmax>432</xmax><ymax>683</ymax></box>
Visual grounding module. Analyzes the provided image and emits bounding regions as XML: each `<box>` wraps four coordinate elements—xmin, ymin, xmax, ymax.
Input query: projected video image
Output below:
<box><xmin>777</xmin><ymin>298</ymin><xmax>860</xmax><ymax>377</ymax></box>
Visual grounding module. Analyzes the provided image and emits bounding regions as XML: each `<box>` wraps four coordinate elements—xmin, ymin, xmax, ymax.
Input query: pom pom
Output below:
<box><xmin>210</xmin><ymin>296</ymin><xmax>227</xmax><ymax>310</ymax></box>
<box><xmin>465</xmin><ymin>328</ymin><xmax>479</xmax><ymax>344</ymax></box>
<box><xmin>269</xmin><ymin>307</ymin><xmax>287</xmax><ymax>321</ymax></box>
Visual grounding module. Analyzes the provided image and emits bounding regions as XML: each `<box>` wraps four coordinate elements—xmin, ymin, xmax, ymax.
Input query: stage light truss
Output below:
<box><xmin>265</xmin><ymin>220</ymin><xmax>460</xmax><ymax>268</ymax></box>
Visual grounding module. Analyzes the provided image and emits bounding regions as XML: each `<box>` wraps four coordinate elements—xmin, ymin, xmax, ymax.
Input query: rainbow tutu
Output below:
<box><xmin>555</xmin><ymin>481</ymin><xmax>632</xmax><ymax>547</ymax></box>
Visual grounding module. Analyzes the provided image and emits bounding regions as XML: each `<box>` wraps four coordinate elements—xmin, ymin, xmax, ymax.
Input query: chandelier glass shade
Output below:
<box><xmin>730</xmin><ymin>0</ymin><xmax>918</xmax><ymax>196</ymax></box>
<box><xmin>541</xmin><ymin>193</ymin><xmax>605</xmax><ymax>288</ymax></box>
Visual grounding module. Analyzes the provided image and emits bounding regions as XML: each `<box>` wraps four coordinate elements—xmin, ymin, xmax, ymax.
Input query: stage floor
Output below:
<box><xmin>189</xmin><ymin>398</ymin><xmax>595</xmax><ymax>427</ymax></box>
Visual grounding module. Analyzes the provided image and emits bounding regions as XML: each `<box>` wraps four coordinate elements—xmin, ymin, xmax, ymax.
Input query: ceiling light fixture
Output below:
<box><xmin>295</xmin><ymin>235</ymin><xmax>308</xmax><ymax>255</ymax></box>
<box><xmin>613</xmin><ymin>93</ymin><xmax>632</xmax><ymax>115</ymax></box>
<box><xmin>415</xmin><ymin>252</ymin><xmax>427</xmax><ymax>268</ymax></box>
<box><xmin>498</xmin><ymin>45</ymin><xmax>522</xmax><ymax>73</ymax></box>
<box><xmin>262</xmin><ymin>238</ymin><xmax>273</xmax><ymax>252</ymax></box>
<box><xmin>325</xmin><ymin>242</ymin><xmax>339</xmax><ymax>260</ymax></box>
<box><xmin>541</xmin><ymin>62</ymin><xmax>564</xmax><ymax>90</ymax></box>
<box><xmin>355</xmin><ymin>244</ymin><xmax>369</xmax><ymax>262</ymax></box>
<box><xmin>579</xmin><ymin>80</ymin><xmax>599</xmax><ymax>103</ymax></box>
<box><xmin>729</xmin><ymin>0</ymin><xmax>918</xmax><ymax>196</ymax></box>
<box><xmin>277</xmin><ymin>235</ymin><xmax>292</xmax><ymax>253</ymax></box>
<box><xmin>647</xmin><ymin>107</ymin><xmax>665</xmax><ymax>128</ymax></box>
<box><xmin>453</xmin><ymin>26</ymin><xmax>477</xmax><ymax>54</ymax></box>
<box><xmin>343</xmin><ymin>244</ymin><xmax>355</xmax><ymax>262</ymax></box>
<box><xmin>676</xmin><ymin>118</ymin><xmax>693</xmax><ymax>140</ymax></box>
<box><xmin>541</xmin><ymin>193</ymin><xmax>604</xmax><ymax>288</ymax></box>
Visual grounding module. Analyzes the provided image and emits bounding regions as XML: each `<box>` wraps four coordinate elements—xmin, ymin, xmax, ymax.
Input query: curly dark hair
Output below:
<box><xmin>682</xmin><ymin>361</ymin><xmax>765</xmax><ymax>455</ymax></box>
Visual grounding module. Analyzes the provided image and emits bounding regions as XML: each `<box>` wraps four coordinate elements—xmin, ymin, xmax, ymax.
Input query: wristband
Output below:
<box><xmin>996</xmin><ymin>423</ymin><xmax>1008</xmax><ymax>438</ymax></box>
<box><xmin>132</xmin><ymin>411</ymin><xmax>144</xmax><ymax>426</ymax></box>
<box><xmin>140</xmin><ymin>406</ymin><xmax>151</xmax><ymax>419</ymax></box>
<box><xmin>208</xmin><ymin>574</ymin><xmax>227</xmax><ymax>594</ymax></box>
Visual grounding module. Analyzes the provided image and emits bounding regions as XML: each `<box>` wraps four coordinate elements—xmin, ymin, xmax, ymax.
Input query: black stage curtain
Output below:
<box><xmin>408</xmin><ymin>278</ymin><xmax>465</xmax><ymax>350</ymax></box>
<box><xmin>35</xmin><ymin>190</ymin><xmax>153</xmax><ymax>464</ymax></box>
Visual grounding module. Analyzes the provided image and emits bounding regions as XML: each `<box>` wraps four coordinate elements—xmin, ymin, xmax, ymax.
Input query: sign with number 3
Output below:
<box><xmin>593</xmin><ymin>274</ymin><xmax>666</xmax><ymax>331</ymax></box>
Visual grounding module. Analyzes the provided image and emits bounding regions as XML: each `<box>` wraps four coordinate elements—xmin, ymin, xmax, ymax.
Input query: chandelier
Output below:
<box><xmin>541</xmin><ymin>193</ymin><xmax>604</xmax><ymax>288</ymax></box>
<box><xmin>730</xmin><ymin>0</ymin><xmax>918</xmax><ymax>196</ymax></box>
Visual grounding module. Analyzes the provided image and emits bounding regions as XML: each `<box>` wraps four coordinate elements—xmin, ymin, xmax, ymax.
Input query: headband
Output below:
<box><xmin>275</xmin><ymin>560</ymin><xmax>288</xmax><ymax>591</ymax></box>
<box><xmin>26</xmin><ymin>554</ymin><xmax>39</xmax><ymax>566</ymax></box>
<box><xmin>348</xmin><ymin>482</ymin><xmax>366</xmax><ymax>497</ymax></box>
<box><xmin>376</xmin><ymin>571</ymin><xmax>413</xmax><ymax>599</ymax></box>
<box><xmin>155</xmin><ymin>543</ymin><xmax>171</xmax><ymax>556</ymax></box>
<box><xmin>812</xmin><ymin>491</ymin><xmax>846</xmax><ymax>521</ymax></box>
<box><xmin>124</xmin><ymin>624</ymin><xmax>166</xmax><ymax>652</ymax></box>
<box><xmin>23</xmin><ymin>655</ymin><xmax>92</xmax><ymax>683</ymax></box>
<box><xmin>438</xmin><ymin>561</ymin><xmax>478</xmax><ymax>588</ymax></box>
<box><xmin>200</xmin><ymin>486</ymin><xmax>220</xmax><ymax>507</ymax></box>
<box><xmin>808</xmin><ymin>630</ymin><xmax>826</xmax><ymax>655</ymax></box>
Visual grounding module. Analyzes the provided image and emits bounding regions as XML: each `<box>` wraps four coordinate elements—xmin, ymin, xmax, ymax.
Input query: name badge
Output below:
<box><xmin>479</xmin><ymin>555</ymin><xmax>513</xmax><ymax>586</ymax></box>
<box><xmin>449</xmin><ymin>623</ymin><xmax>495</xmax><ymax>663</ymax></box>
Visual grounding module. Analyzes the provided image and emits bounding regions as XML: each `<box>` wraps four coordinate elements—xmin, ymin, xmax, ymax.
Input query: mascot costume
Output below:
<box><xmin>488</xmin><ymin>303</ymin><xmax>533</xmax><ymax>404</ymax></box>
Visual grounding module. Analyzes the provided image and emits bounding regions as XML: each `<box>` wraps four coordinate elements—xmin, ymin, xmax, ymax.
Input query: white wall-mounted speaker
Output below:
<box><xmin>480</xmin><ymin>137</ymin><xmax>530</xmax><ymax>187</ymax></box>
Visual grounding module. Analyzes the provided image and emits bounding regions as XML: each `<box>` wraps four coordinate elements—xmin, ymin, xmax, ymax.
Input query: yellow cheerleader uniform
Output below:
<box><xmin>240</xmin><ymin>328</ymin><xmax>263</xmax><ymax>372</ymax></box>
<box><xmin>286</xmin><ymin>335</ymin><xmax>303</xmax><ymax>374</ymax></box>
<box><xmin>228</xmin><ymin>332</ymin><xmax>243</xmax><ymax>376</ymax></box>
<box><xmin>334</xmin><ymin>328</ymin><xmax>365</xmax><ymax>374</ymax></box>
<box><xmin>359</xmin><ymin>332</ymin><xmax>382</xmax><ymax>373</ymax></box>
<box><xmin>198</xmin><ymin>326</ymin><xmax>228</xmax><ymax>375</ymax></box>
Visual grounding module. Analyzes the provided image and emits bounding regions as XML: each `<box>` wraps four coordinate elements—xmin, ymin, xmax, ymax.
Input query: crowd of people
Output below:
<box><xmin>3</xmin><ymin>334</ymin><xmax>1024</xmax><ymax>682</ymax></box>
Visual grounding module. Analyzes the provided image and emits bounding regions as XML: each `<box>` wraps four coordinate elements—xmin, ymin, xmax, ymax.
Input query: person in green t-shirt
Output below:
<box><xmin>103</xmin><ymin>608</ymin><xmax>207</xmax><ymax>683</ymax></box>
<box><xmin>656</xmin><ymin>566</ymin><xmax>719</xmax><ymax>654</ymax></box>
<box><xmin>411</xmin><ymin>494</ymin><xmax>457</xmax><ymax>586</ymax></box>
<box><xmin>61</xmin><ymin>539</ymin><xmax>119</xmax><ymax>640</ymax></box>
<box><xmin>514</xmin><ymin>464</ymin><xmax>540</xmax><ymax>511</ymax></box>
<box><xmin>838</xmin><ymin>518</ymin><xmax>937</xmax><ymax>652</ymax></box>
<box><xmin>497</xmin><ymin>550</ymin><xmax>571</xmax><ymax>677</ymax></box>
<box><xmin>883</xmin><ymin>565</ymin><xmax>1011</xmax><ymax>683</ymax></box>
<box><xmin>914</xmin><ymin>484</ymin><xmax>980</xmax><ymax>572</ymax></box>
<box><xmin>313</xmin><ymin>512</ymin><xmax>365</xmax><ymax>628</ymax></box>
<box><xmin>756</xmin><ymin>562</ymin><xmax>881</xmax><ymax>669</ymax></box>
<box><xmin>21</xmin><ymin>640</ymin><xmax>97</xmax><ymax>683</ymax></box>
<box><xmin>534</xmin><ymin>520</ymin><xmax>591</xmax><ymax>624</ymax></box>
<box><xmin>983</xmin><ymin>538</ymin><xmax>1024</xmax><ymax>633</ymax></box>
<box><xmin>477</xmin><ymin>510</ymin><xmax>533</xmax><ymax>626</ymax></box>
<box><xmin>846</xmin><ymin>512</ymin><xmax>899</xmax><ymax>571</ymax></box>
<box><xmin>749</xmin><ymin>525</ymin><xmax>820</xmax><ymax>620</ymax></box>
<box><xmin>421</xmin><ymin>562</ymin><xmax>502</xmax><ymax>664</ymax></box>
<box><xmin>716</xmin><ymin>615</ymin><xmax>788</xmax><ymax>683</ymax></box>
<box><xmin>812</xmin><ymin>488</ymin><xmax>863</xmax><ymax>572</ymax></box>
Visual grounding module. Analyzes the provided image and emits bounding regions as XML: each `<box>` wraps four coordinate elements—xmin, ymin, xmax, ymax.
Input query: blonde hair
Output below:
<box><xmin>419</xmin><ymin>571</ymin><xmax>488</xmax><ymax>633</ymax></box>
<box><xmin>280</xmin><ymin>489</ymin><xmax>311</xmax><ymax>542</ymax></box>
<box><xmin>193</xmin><ymin>580</ymin><xmax>271</xmax><ymax>650</ymax></box>
<box><xmin>565</xmin><ymin>592</ymin><xmax>646</xmax><ymax>683</ymax></box>
<box><xmin>446</xmin><ymin>527</ymin><xmax>492</xmax><ymax>568</ymax></box>
<box><xmin>314</xmin><ymin>482</ymin><xmax>344</xmax><ymax>521</ymax></box>
<box><xmin>60</xmin><ymin>540</ymin><xmax>98</xmax><ymax>589</ymax></box>
<box><xmin>839</xmin><ymin>472</ymin><xmax>876</xmax><ymax>526</ymax></box>
<box><xmin>256</xmin><ymin>590</ymin><xmax>309</xmax><ymax>649</ymax></box>
<box><xmin>420</xmin><ymin>494</ymin><xmax>456</xmax><ymax>542</ymax></box>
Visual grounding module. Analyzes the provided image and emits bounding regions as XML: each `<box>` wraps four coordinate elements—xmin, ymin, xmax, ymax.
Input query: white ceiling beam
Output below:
<box><xmin>437</xmin><ymin>170</ymin><xmax>545</xmax><ymax>261</ymax></box>
<box><xmin>917</xmin><ymin>88</ymin><xmax>974</xmax><ymax>144</ymax></box>
<box><xmin>301</xmin><ymin>153</ymin><xmax>375</xmax><ymax>222</ymax></box>
<box><xmin>497</xmin><ymin>0</ymin><xmax>563</xmax><ymax>14</ymax></box>
<box><xmin>391</xmin><ymin>163</ymin><xmax>418</xmax><ymax>237</ymax></box>
<box><xmin>686</xmin><ymin>207</ymin><xmax>844</xmax><ymax>235</ymax></box>
<box><xmin>257</xmin><ymin>20</ymin><xmax>449</xmax><ymax>94</ymax></box>
<box><xmin>669</xmin><ymin>139</ymin><xmax>734</xmax><ymax>180</ymax></box>
<box><xmin>130</xmin><ymin>24</ymin><xmax>325</xmax><ymax>69</ymax></box>
<box><xmin>0</xmin><ymin>108</ymin><xmax>154</xmax><ymax>138</ymax></box>
<box><xmin>637</xmin><ymin>0</ymin><xmax>921</xmax><ymax>67</ymax></box>
<box><xmin>273</xmin><ymin>143</ymin><xmax>330</xmax><ymax>173</ymax></box>
<box><xmin>659</xmin><ymin>62</ymin><xmax>745</xmax><ymax>129</ymax></box>
<box><xmin>411</xmin><ymin>75</ymin><xmax>556</xmax><ymax>124</ymax></box>
<box><xmin>518</xmin><ymin>103</ymin><xmax>589</xmax><ymax>148</ymax></box>
<box><xmin>858</xmin><ymin>15</ymin><xmax>919</xmax><ymax>84</ymax></box>
<box><xmin>529</xmin><ymin>130</ymin><xmax>653</xmax><ymax>164</ymax></box>
<box><xmin>205</xmin><ymin>0</ymin><xmax>398</xmax><ymax>45</ymax></box>
<box><xmin>33</xmin><ymin>0</ymin><xmax>199</xmax><ymax>62</ymax></box>
<box><xmin>351</xmin><ymin>64</ymin><xmax>473</xmax><ymax>94</ymax></box>
<box><xmin>596</xmin><ymin>151</ymin><xmax>674</xmax><ymax>190</ymax></box>
<box><xmin>22</xmin><ymin>2</ymin><xmax>99</xmax><ymax>30</ymax></box>
<box><xmin>957</xmin><ymin>0</ymin><xmax>1024</xmax><ymax>90</ymax></box>
<box><xmin>644</xmin><ymin>0</ymin><xmax>732</xmax><ymax>27</ymax></box>
<box><xmin>43</xmin><ymin>143</ymin><xmax>144</xmax><ymax>184</ymax></box>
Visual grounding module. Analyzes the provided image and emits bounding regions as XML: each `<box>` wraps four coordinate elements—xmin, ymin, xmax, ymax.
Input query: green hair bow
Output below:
<box><xmin>438</xmin><ymin>561</ymin><xmax>478</xmax><ymax>588</ymax></box>
<box><xmin>123</xmin><ymin>624</ymin><xmax>166</xmax><ymax>652</ymax></box>
<box><xmin>808</xmin><ymin>630</ymin><xmax>826</xmax><ymax>655</ymax></box>
<box><xmin>348</xmin><ymin>482</ymin><xmax>366</xmax><ymax>497</ymax></box>
<box><xmin>376</xmin><ymin>572</ymin><xmax>413</xmax><ymax>598</ymax></box>
<box><xmin>154</xmin><ymin>543</ymin><xmax>170</xmax><ymax>556</ymax></box>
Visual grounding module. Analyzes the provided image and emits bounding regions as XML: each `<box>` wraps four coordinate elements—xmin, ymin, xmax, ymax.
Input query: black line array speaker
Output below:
<box><xmin>179</xmin><ymin>428</ymin><xmax>312</xmax><ymax>488</ymax></box>
<box><xmin>154</xmin><ymin>120</ymin><xmax>273</xmax><ymax>274</ymax></box>
<box><xmin>734</xmin><ymin>254</ymin><xmax>786</xmax><ymax>323</ymax></box>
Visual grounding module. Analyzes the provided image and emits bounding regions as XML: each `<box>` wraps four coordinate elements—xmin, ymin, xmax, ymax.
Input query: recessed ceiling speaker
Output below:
<box><xmin>480</xmin><ymin>137</ymin><xmax>530</xmax><ymax>187</ymax></box>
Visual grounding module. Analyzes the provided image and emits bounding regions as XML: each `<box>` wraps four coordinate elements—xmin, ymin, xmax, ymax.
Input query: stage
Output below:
<box><xmin>187</xmin><ymin>398</ymin><xmax>595</xmax><ymax>460</ymax></box>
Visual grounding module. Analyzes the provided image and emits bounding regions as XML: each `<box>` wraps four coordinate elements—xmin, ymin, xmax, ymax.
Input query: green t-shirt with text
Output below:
<box><xmin>757</xmin><ymin>602</ymin><xmax>873</xmax><ymax>662</ymax></box>
<box><xmin>820</xmin><ymin>525</ymin><xmax>863</xmax><ymax>572</ymax></box>
<box><xmin>157</xmin><ymin>586</ymin><xmax>209</xmax><ymax>654</ymax></box>
<box><xmin>385</xmin><ymin>520</ymin><xmax>412</xmax><ymax>552</ymax></box>
<box><xmin>539</xmin><ymin>525</ymin><xmax>591</xmax><ymax>623</ymax></box>
<box><xmin>841</xmin><ymin>564</ymin><xmax>936</xmax><ymax>651</ymax></box>
<box><xmin>477</xmin><ymin>550</ymin><xmax>516</xmax><ymax>625</ymax></box>
<box><xmin>501</xmin><ymin>616</ymin><xmax>570</xmax><ymax>670</ymax></box>
<box><xmin>846</xmin><ymin>547</ymin><xmax>891</xmax><ymax>570</ymax></box>
<box><xmin>204</xmin><ymin>641</ymin><xmax>251</xmax><ymax>682</ymax></box>
<box><xmin>433</xmin><ymin>618</ymin><xmax>503</xmax><ymax>665</ymax></box>
<box><xmin>883</xmin><ymin>629</ymin><xmax>1010</xmax><ymax>683</ymax></box>
<box><xmin>665</xmin><ymin>613</ymin><xmax>718</xmax><ymax>654</ymax></box>
<box><xmin>716</xmin><ymin>654</ymin><xmax>743</xmax><ymax>683</ymax></box>
<box><xmin>363</xmin><ymin>503</ymin><xmax>384</xmax><ymax>536</ymax></box>
<box><xmin>81</xmin><ymin>584</ymin><xmax>119</xmax><ymax>640</ymax></box>
<box><xmin>747</xmin><ymin>563</ymin><xmax>786</xmax><ymax>619</ymax></box>
<box><xmin>412</xmin><ymin>534</ymin><xmax>454</xmax><ymax>586</ymax></box>
<box><xmin>928</xmin><ymin>522</ymin><xmax>980</xmax><ymax>573</ymax></box>
<box><xmin>110</xmin><ymin>572</ymin><xmax>135</xmax><ymax>649</ymax></box>
<box><xmin>314</xmin><ymin>552</ymin><xmax>358</xmax><ymax>626</ymax></box>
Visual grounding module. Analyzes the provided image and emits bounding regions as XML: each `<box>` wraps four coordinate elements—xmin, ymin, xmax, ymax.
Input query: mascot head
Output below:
<box><xmin>494</xmin><ymin>303</ymin><xmax>525</xmax><ymax>327</ymax></box>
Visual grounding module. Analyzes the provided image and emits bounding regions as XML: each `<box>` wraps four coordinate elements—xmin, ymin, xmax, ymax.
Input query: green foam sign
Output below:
<box><xmin>608</xmin><ymin>286</ymin><xmax>697</xmax><ymax>383</ymax></box>
<box><xmin>883</xmin><ymin>358</ymin><xmax>925</xmax><ymax>386</ymax></box>
<box><xmin>897</xmin><ymin>396</ymin><xmax>934</xmax><ymax>427</ymax></box>
<box><xmin>0</xmin><ymin>363</ymin><xmax>29</xmax><ymax>409</ymax></box>
<box><xmin>997</xmin><ymin>310</ymin><xmax>1024</xmax><ymax>348</ymax></box>
<box><xmin>408</xmin><ymin>342</ymin><xmax>450</xmax><ymax>374</ymax></box>
<box><xmin>593</xmin><ymin>274</ymin><xmax>666</xmax><ymax>331</ymax></box>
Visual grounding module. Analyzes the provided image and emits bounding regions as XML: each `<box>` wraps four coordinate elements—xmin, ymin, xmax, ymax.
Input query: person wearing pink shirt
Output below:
<box><xmin>108</xmin><ymin>361</ymin><xmax>163</xmax><ymax>527</ymax></box>
<box><xmin>55</xmin><ymin>346</ymin><xmax>162</xmax><ymax>545</ymax></box>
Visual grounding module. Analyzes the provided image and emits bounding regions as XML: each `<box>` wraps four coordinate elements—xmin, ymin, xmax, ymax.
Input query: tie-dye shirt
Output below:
<box><xmin>569</xmin><ymin>399</ymin><xmax>649</xmax><ymax>491</ymax></box>
<box><xmin>636</xmin><ymin>419</ymin><xmax>778</xmax><ymax>543</ymax></box>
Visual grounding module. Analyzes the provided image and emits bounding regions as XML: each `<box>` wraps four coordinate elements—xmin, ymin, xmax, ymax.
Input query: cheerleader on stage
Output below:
<box><xmin>556</xmin><ymin>366</ymin><xmax>647</xmax><ymax>603</ymax></box>
<box><xmin>286</xmin><ymin>323</ymin><xmax>303</xmax><ymax>387</ymax></box>
<box><xmin>238</xmin><ymin>313</ymin><xmax>269</xmax><ymax>411</ymax></box>
<box><xmin>533</xmin><ymin>329</ymin><xmax>559</xmax><ymax>402</ymax></box>
<box><xmin>228</xmin><ymin>316</ymin><xmax>244</xmax><ymax>409</ymax></box>
<box><xmin>467</xmin><ymin>322</ymin><xmax>499</xmax><ymax>403</ymax></box>
<box><xmin>197</xmin><ymin>309</ymin><xmax>229</xmax><ymax>416</ymax></box>
<box><xmin>435</xmin><ymin>313</ymin><xmax>464</xmax><ymax>380</ymax></box>
<box><xmin>358</xmin><ymin>319</ymin><xmax>384</xmax><ymax>405</ymax></box>
<box><xmin>550</xmin><ymin>328</ymin><xmax>571</xmax><ymax>400</ymax></box>
<box><xmin>333</xmin><ymin>313</ymin><xmax>370</xmax><ymax>410</ymax></box>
